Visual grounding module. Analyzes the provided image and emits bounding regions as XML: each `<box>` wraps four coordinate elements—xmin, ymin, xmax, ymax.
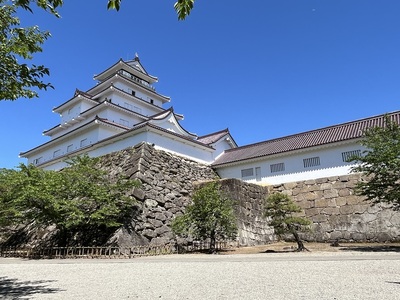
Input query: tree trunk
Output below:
<box><xmin>291</xmin><ymin>230</ymin><xmax>309</xmax><ymax>252</ymax></box>
<box><xmin>209</xmin><ymin>230</ymin><xmax>216</xmax><ymax>254</ymax></box>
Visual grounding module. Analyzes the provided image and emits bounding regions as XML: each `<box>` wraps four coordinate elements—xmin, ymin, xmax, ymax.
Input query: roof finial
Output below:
<box><xmin>134</xmin><ymin>52</ymin><xmax>140</xmax><ymax>61</ymax></box>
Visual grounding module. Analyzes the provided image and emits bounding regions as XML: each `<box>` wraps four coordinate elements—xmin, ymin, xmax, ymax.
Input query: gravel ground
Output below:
<box><xmin>1</xmin><ymin>251</ymin><xmax>400</xmax><ymax>300</ymax></box>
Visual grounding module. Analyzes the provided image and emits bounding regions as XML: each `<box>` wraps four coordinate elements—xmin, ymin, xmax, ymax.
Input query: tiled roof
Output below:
<box><xmin>212</xmin><ymin>111</ymin><xmax>400</xmax><ymax>166</ymax></box>
<box><xmin>197</xmin><ymin>128</ymin><xmax>230</xmax><ymax>145</ymax></box>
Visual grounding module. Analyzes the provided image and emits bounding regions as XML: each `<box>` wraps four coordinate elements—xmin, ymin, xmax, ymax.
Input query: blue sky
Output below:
<box><xmin>2</xmin><ymin>0</ymin><xmax>400</xmax><ymax>169</ymax></box>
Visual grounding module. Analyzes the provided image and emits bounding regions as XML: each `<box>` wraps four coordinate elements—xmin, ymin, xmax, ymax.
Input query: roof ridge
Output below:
<box><xmin>198</xmin><ymin>128</ymin><xmax>229</xmax><ymax>139</ymax></box>
<box><xmin>224</xmin><ymin>110</ymin><xmax>400</xmax><ymax>153</ymax></box>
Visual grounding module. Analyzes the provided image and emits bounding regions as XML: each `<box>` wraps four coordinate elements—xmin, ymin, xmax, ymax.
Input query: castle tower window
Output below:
<box><xmin>80</xmin><ymin>138</ymin><xmax>88</xmax><ymax>147</ymax></box>
<box><xmin>33</xmin><ymin>157</ymin><xmax>43</xmax><ymax>165</ymax></box>
<box><xmin>119</xmin><ymin>119</ymin><xmax>129</xmax><ymax>127</ymax></box>
<box><xmin>67</xmin><ymin>144</ymin><xmax>74</xmax><ymax>153</ymax></box>
<box><xmin>53</xmin><ymin>149</ymin><xmax>61</xmax><ymax>158</ymax></box>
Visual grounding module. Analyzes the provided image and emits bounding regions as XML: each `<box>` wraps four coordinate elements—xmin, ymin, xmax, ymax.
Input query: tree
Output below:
<box><xmin>0</xmin><ymin>155</ymin><xmax>139</xmax><ymax>245</ymax></box>
<box><xmin>171</xmin><ymin>181</ymin><xmax>237</xmax><ymax>253</ymax></box>
<box><xmin>1</xmin><ymin>0</ymin><xmax>194</xmax><ymax>101</ymax></box>
<box><xmin>108</xmin><ymin>0</ymin><xmax>195</xmax><ymax>20</ymax></box>
<box><xmin>0</xmin><ymin>0</ymin><xmax>56</xmax><ymax>100</ymax></box>
<box><xmin>263</xmin><ymin>193</ymin><xmax>311</xmax><ymax>252</ymax></box>
<box><xmin>350</xmin><ymin>115</ymin><xmax>400</xmax><ymax>210</ymax></box>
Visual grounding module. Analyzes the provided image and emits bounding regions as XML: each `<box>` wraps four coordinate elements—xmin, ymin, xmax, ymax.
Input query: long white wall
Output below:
<box><xmin>40</xmin><ymin>130</ymin><xmax>215</xmax><ymax>171</ymax></box>
<box><xmin>215</xmin><ymin>142</ymin><xmax>366</xmax><ymax>185</ymax></box>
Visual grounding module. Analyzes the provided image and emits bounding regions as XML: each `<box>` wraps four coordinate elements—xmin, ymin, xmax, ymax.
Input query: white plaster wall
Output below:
<box><xmin>211</xmin><ymin>138</ymin><xmax>234</xmax><ymax>160</ymax></box>
<box><xmin>40</xmin><ymin>131</ymin><xmax>214</xmax><ymax>171</ymax></box>
<box><xmin>27</xmin><ymin>126</ymin><xmax>122</xmax><ymax>167</ymax></box>
<box><xmin>61</xmin><ymin>104</ymin><xmax>80</xmax><ymax>123</ymax></box>
<box><xmin>215</xmin><ymin>142</ymin><xmax>366</xmax><ymax>185</ymax></box>
<box><xmin>147</xmin><ymin>131</ymin><xmax>214</xmax><ymax>164</ymax></box>
<box><xmin>49</xmin><ymin>118</ymin><xmax>95</xmax><ymax>140</ymax></box>
<box><xmin>105</xmin><ymin>109</ymin><xmax>143</xmax><ymax>128</ymax></box>
<box><xmin>89</xmin><ymin>130</ymin><xmax>214</xmax><ymax>164</ymax></box>
<box><xmin>107</xmin><ymin>89</ymin><xmax>160</xmax><ymax>117</ymax></box>
<box><xmin>51</xmin><ymin>103</ymin><xmax>145</xmax><ymax>140</ymax></box>
<box><xmin>60</xmin><ymin>101</ymin><xmax>96</xmax><ymax>123</ymax></box>
<box><xmin>113</xmin><ymin>82</ymin><xmax>162</xmax><ymax>108</ymax></box>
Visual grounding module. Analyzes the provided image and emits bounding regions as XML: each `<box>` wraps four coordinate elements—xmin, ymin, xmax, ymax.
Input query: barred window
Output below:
<box><xmin>124</xmin><ymin>102</ymin><xmax>133</xmax><ymax>110</ymax></box>
<box><xmin>119</xmin><ymin>118</ymin><xmax>129</xmax><ymax>127</ymax></box>
<box><xmin>342</xmin><ymin>149</ymin><xmax>361</xmax><ymax>162</ymax></box>
<box><xmin>53</xmin><ymin>149</ymin><xmax>61</xmax><ymax>158</ymax></box>
<box><xmin>303</xmin><ymin>156</ymin><xmax>320</xmax><ymax>168</ymax></box>
<box><xmin>80</xmin><ymin>138</ymin><xmax>88</xmax><ymax>147</ymax></box>
<box><xmin>241</xmin><ymin>168</ymin><xmax>254</xmax><ymax>178</ymax></box>
<box><xmin>67</xmin><ymin>144</ymin><xmax>74</xmax><ymax>153</ymax></box>
<box><xmin>270</xmin><ymin>162</ymin><xmax>285</xmax><ymax>173</ymax></box>
<box><xmin>33</xmin><ymin>157</ymin><xmax>43</xmax><ymax>165</ymax></box>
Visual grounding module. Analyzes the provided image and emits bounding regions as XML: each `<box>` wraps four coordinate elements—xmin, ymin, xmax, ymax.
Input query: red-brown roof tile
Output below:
<box><xmin>212</xmin><ymin>111</ymin><xmax>400</xmax><ymax>166</ymax></box>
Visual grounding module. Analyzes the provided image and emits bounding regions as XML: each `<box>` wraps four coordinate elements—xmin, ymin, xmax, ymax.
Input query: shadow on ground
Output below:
<box><xmin>339</xmin><ymin>245</ymin><xmax>400</xmax><ymax>252</ymax></box>
<box><xmin>0</xmin><ymin>276</ymin><xmax>62</xmax><ymax>299</ymax></box>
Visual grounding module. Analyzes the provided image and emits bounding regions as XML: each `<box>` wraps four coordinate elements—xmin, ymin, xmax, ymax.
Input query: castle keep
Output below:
<box><xmin>19</xmin><ymin>56</ymin><xmax>400</xmax><ymax>245</ymax></box>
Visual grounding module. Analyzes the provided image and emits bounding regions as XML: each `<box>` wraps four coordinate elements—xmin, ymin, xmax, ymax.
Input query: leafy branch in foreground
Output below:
<box><xmin>108</xmin><ymin>0</ymin><xmax>195</xmax><ymax>20</ymax></box>
<box><xmin>0</xmin><ymin>1</ymin><xmax>55</xmax><ymax>100</ymax></box>
<box><xmin>1</xmin><ymin>0</ymin><xmax>194</xmax><ymax>101</ymax></box>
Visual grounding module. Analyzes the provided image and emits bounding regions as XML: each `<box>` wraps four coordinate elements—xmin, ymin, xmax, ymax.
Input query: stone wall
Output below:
<box><xmin>219</xmin><ymin>179</ymin><xmax>273</xmax><ymax>246</ymax></box>
<box><xmin>102</xmin><ymin>144</ymin><xmax>400</xmax><ymax>246</ymax></box>
<box><xmin>270</xmin><ymin>174</ymin><xmax>400</xmax><ymax>242</ymax></box>
<box><xmin>101</xmin><ymin>142</ymin><xmax>219</xmax><ymax>247</ymax></box>
<box><xmin>100</xmin><ymin>144</ymin><xmax>274</xmax><ymax>247</ymax></box>
<box><xmin>8</xmin><ymin>143</ymin><xmax>400</xmax><ymax>248</ymax></box>
<box><xmin>10</xmin><ymin>143</ymin><xmax>393</xmax><ymax>248</ymax></box>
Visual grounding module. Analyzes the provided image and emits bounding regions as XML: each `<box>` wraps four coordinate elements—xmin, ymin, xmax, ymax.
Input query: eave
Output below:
<box><xmin>87</xmin><ymin>73</ymin><xmax>170</xmax><ymax>104</ymax></box>
<box><xmin>93</xmin><ymin>59</ymin><xmax>158</xmax><ymax>83</ymax></box>
<box><xmin>53</xmin><ymin>93</ymin><xmax>98</xmax><ymax>114</ymax></box>
<box><xmin>20</xmin><ymin>117</ymin><xmax>127</xmax><ymax>157</ymax></box>
<box><xmin>212</xmin><ymin>139</ymin><xmax>361</xmax><ymax>168</ymax></box>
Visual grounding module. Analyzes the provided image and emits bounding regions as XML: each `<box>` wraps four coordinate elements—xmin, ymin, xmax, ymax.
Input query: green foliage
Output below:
<box><xmin>0</xmin><ymin>0</ymin><xmax>55</xmax><ymax>100</ymax></box>
<box><xmin>0</xmin><ymin>168</ymin><xmax>24</xmax><ymax>226</ymax></box>
<box><xmin>263</xmin><ymin>193</ymin><xmax>311</xmax><ymax>251</ymax></box>
<box><xmin>350</xmin><ymin>115</ymin><xmax>400</xmax><ymax>210</ymax></box>
<box><xmin>1</xmin><ymin>0</ymin><xmax>194</xmax><ymax>100</ymax></box>
<box><xmin>174</xmin><ymin>0</ymin><xmax>194</xmax><ymax>20</ymax></box>
<box><xmin>172</xmin><ymin>182</ymin><xmax>237</xmax><ymax>251</ymax></box>
<box><xmin>0</xmin><ymin>155</ymin><xmax>139</xmax><ymax>234</ymax></box>
<box><xmin>107</xmin><ymin>0</ymin><xmax>195</xmax><ymax>20</ymax></box>
<box><xmin>15</xmin><ymin>0</ymin><xmax>63</xmax><ymax>16</ymax></box>
<box><xmin>107</xmin><ymin>0</ymin><xmax>120</xmax><ymax>11</ymax></box>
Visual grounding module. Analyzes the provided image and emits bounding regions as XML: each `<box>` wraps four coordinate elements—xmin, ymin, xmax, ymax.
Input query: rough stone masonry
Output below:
<box><xmin>101</xmin><ymin>143</ymin><xmax>400</xmax><ymax>247</ymax></box>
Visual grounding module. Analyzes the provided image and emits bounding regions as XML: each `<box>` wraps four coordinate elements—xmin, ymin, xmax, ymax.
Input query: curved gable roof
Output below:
<box><xmin>93</xmin><ymin>59</ymin><xmax>157</xmax><ymax>83</ymax></box>
<box><xmin>148</xmin><ymin>108</ymin><xmax>197</xmax><ymax>139</ymax></box>
<box><xmin>198</xmin><ymin>128</ymin><xmax>237</xmax><ymax>147</ymax></box>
